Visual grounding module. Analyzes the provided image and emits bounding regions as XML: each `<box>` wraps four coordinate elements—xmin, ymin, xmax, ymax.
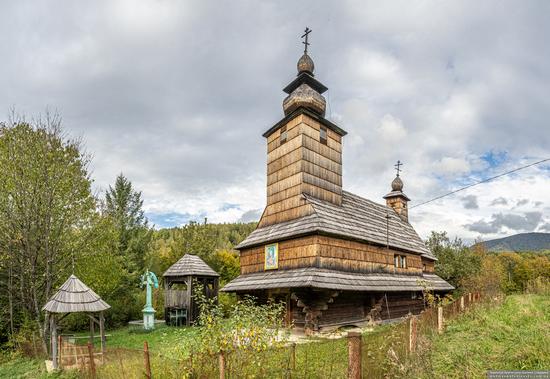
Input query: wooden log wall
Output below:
<box><xmin>239</xmin><ymin>234</ymin><xmax>424</xmax><ymax>275</ymax></box>
<box><xmin>240</xmin><ymin>236</ymin><xmax>319</xmax><ymax>274</ymax></box>
<box><xmin>318</xmin><ymin>236</ymin><xmax>423</xmax><ymax>275</ymax></box>
<box><xmin>259</xmin><ymin>114</ymin><xmax>343</xmax><ymax>227</ymax></box>
<box><xmin>422</xmin><ymin>259</ymin><xmax>435</xmax><ymax>273</ymax></box>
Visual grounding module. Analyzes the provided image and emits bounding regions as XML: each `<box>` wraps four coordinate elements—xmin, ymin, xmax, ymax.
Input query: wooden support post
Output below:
<box><xmin>99</xmin><ymin>312</ymin><xmax>106</xmax><ymax>362</ymax></box>
<box><xmin>468</xmin><ymin>293</ymin><xmax>472</xmax><ymax>304</ymax></box>
<box><xmin>186</xmin><ymin>276</ymin><xmax>192</xmax><ymax>326</ymax></box>
<box><xmin>58</xmin><ymin>335</ymin><xmax>63</xmax><ymax>369</ymax></box>
<box><xmin>437</xmin><ymin>306</ymin><xmax>444</xmax><ymax>334</ymax></box>
<box><xmin>51</xmin><ymin>315</ymin><xmax>58</xmax><ymax>369</ymax></box>
<box><xmin>347</xmin><ymin>331</ymin><xmax>362</xmax><ymax>379</ymax></box>
<box><xmin>219</xmin><ymin>350</ymin><xmax>226</xmax><ymax>379</ymax></box>
<box><xmin>290</xmin><ymin>342</ymin><xmax>296</xmax><ymax>371</ymax></box>
<box><xmin>90</xmin><ymin>317</ymin><xmax>95</xmax><ymax>345</ymax></box>
<box><xmin>409</xmin><ymin>316</ymin><xmax>417</xmax><ymax>353</ymax></box>
<box><xmin>143</xmin><ymin>341</ymin><xmax>151</xmax><ymax>379</ymax></box>
<box><xmin>460</xmin><ymin>296</ymin><xmax>464</xmax><ymax>311</ymax></box>
<box><xmin>87</xmin><ymin>342</ymin><xmax>96</xmax><ymax>378</ymax></box>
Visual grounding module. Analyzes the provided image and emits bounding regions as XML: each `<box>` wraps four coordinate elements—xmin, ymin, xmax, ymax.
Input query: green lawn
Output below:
<box><xmin>414</xmin><ymin>294</ymin><xmax>550</xmax><ymax>378</ymax></box>
<box><xmin>2</xmin><ymin>294</ymin><xmax>548</xmax><ymax>378</ymax></box>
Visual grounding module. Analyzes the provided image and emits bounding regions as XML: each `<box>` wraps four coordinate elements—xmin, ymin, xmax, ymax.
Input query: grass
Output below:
<box><xmin>0</xmin><ymin>354</ymin><xmax>76</xmax><ymax>379</ymax></box>
<box><xmin>2</xmin><ymin>294</ymin><xmax>548</xmax><ymax>378</ymax></box>
<box><xmin>411</xmin><ymin>294</ymin><xmax>550</xmax><ymax>378</ymax></box>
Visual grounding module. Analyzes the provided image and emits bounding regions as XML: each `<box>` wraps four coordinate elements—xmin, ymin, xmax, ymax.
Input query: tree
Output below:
<box><xmin>104</xmin><ymin>174</ymin><xmax>151</xmax><ymax>277</ymax></box>
<box><xmin>0</xmin><ymin>112</ymin><xmax>96</xmax><ymax>347</ymax></box>
<box><xmin>426</xmin><ymin>231</ymin><xmax>481</xmax><ymax>291</ymax></box>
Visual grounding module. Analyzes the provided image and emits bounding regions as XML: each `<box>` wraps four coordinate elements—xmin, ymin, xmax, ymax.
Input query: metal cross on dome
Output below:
<box><xmin>301</xmin><ymin>27</ymin><xmax>312</xmax><ymax>54</ymax></box>
<box><xmin>395</xmin><ymin>160</ymin><xmax>403</xmax><ymax>176</ymax></box>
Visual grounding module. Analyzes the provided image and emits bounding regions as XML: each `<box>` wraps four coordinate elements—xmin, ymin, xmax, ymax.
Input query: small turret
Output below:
<box><xmin>384</xmin><ymin>161</ymin><xmax>410</xmax><ymax>222</ymax></box>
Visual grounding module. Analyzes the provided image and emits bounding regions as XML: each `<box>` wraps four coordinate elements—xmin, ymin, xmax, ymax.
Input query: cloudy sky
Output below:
<box><xmin>1</xmin><ymin>1</ymin><xmax>549</xmax><ymax>243</ymax></box>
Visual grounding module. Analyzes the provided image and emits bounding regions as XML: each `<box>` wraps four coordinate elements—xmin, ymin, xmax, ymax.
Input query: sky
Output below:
<box><xmin>1</xmin><ymin>0</ymin><xmax>549</xmax><ymax>243</ymax></box>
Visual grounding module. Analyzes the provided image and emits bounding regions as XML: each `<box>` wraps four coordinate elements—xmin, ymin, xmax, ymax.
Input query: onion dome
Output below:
<box><xmin>391</xmin><ymin>175</ymin><xmax>404</xmax><ymax>192</ymax></box>
<box><xmin>297</xmin><ymin>53</ymin><xmax>315</xmax><ymax>75</ymax></box>
<box><xmin>283</xmin><ymin>83</ymin><xmax>326</xmax><ymax>116</ymax></box>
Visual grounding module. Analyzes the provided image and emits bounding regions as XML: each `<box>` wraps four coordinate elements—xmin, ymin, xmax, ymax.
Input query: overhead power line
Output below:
<box><xmin>409</xmin><ymin>158</ymin><xmax>550</xmax><ymax>209</ymax></box>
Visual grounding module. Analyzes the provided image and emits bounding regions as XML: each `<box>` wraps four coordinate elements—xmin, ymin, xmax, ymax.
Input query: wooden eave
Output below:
<box><xmin>262</xmin><ymin>107</ymin><xmax>348</xmax><ymax>139</ymax></box>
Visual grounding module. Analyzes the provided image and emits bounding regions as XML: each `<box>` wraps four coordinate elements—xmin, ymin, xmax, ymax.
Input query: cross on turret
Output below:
<box><xmin>301</xmin><ymin>27</ymin><xmax>312</xmax><ymax>54</ymax></box>
<box><xmin>394</xmin><ymin>160</ymin><xmax>403</xmax><ymax>177</ymax></box>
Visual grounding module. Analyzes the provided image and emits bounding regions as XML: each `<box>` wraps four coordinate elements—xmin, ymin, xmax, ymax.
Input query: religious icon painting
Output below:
<box><xmin>264</xmin><ymin>243</ymin><xmax>279</xmax><ymax>270</ymax></box>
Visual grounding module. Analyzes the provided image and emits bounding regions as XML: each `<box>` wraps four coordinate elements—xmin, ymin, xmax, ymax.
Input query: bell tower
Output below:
<box><xmin>259</xmin><ymin>28</ymin><xmax>347</xmax><ymax>227</ymax></box>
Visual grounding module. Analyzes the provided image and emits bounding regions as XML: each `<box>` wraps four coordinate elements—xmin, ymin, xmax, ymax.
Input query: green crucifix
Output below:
<box><xmin>140</xmin><ymin>270</ymin><xmax>159</xmax><ymax>330</ymax></box>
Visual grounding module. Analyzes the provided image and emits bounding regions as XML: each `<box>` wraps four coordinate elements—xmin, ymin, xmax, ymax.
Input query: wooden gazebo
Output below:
<box><xmin>43</xmin><ymin>275</ymin><xmax>110</xmax><ymax>370</ymax></box>
<box><xmin>163</xmin><ymin>254</ymin><xmax>219</xmax><ymax>326</ymax></box>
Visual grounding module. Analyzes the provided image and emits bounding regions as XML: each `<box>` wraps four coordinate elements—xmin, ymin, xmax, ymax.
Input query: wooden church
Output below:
<box><xmin>222</xmin><ymin>30</ymin><xmax>453</xmax><ymax>332</ymax></box>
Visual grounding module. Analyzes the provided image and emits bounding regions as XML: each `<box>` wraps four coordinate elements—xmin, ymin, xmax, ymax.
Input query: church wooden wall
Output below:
<box><xmin>259</xmin><ymin>114</ymin><xmax>343</xmax><ymax>227</ymax></box>
<box><xmin>240</xmin><ymin>236</ymin><xmax>319</xmax><ymax>274</ymax></box>
<box><xmin>422</xmin><ymin>259</ymin><xmax>435</xmax><ymax>273</ymax></box>
<box><xmin>239</xmin><ymin>234</ymin><xmax>424</xmax><ymax>275</ymax></box>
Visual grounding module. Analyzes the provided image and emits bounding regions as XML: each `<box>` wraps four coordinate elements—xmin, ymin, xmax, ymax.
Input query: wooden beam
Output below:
<box><xmin>99</xmin><ymin>312</ymin><xmax>106</xmax><ymax>359</ymax></box>
<box><xmin>186</xmin><ymin>276</ymin><xmax>192</xmax><ymax>326</ymax></box>
<box><xmin>50</xmin><ymin>314</ymin><xmax>58</xmax><ymax>369</ymax></box>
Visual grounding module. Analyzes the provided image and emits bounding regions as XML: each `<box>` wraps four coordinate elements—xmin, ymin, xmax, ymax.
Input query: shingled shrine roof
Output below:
<box><xmin>236</xmin><ymin>191</ymin><xmax>435</xmax><ymax>260</ymax></box>
<box><xmin>42</xmin><ymin>275</ymin><xmax>111</xmax><ymax>313</ymax></box>
<box><xmin>163</xmin><ymin>254</ymin><xmax>219</xmax><ymax>278</ymax></box>
<box><xmin>222</xmin><ymin>268</ymin><xmax>453</xmax><ymax>292</ymax></box>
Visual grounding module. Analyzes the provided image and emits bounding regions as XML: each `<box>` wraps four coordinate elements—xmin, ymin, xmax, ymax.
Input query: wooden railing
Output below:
<box><xmin>165</xmin><ymin>289</ymin><xmax>188</xmax><ymax>308</ymax></box>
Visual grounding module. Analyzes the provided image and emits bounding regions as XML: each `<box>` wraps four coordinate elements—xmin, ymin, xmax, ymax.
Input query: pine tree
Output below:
<box><xmin>104</xmin><ymin>174</ymin><xmax>151</xmax><ymax>278</ymax></box>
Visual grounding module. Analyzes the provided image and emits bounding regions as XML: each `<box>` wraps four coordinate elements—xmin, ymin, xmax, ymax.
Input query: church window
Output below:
<box><xmin>280</xmin><ymin>126</ymin><xmax>287</xmax><ymax>144</ymax></box>
<box><xmin>320</xmin><ymin>126</ymin><xmax>327</xmax><ymax>145</ymax></box>
<box><xmin>394</xmin><ymin>254</ymin><xmax>407</xmax><ymax>268</ymax></box>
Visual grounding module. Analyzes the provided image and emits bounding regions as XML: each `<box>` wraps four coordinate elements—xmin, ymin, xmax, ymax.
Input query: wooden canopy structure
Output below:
<box><xmin>163</xmin><ymin>254</ymin><xmax>219</xmax><ymax>326</ymax></box>
<box><xmin>42</xmin><ymin>275</ymin><xmax>110</xmax><ymax>370</ymax></box>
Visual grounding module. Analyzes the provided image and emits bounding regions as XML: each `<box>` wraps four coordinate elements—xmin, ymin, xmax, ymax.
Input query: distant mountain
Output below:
<box><xmin>475</xmin><ymin>232</ymin><xmax>550</xmax><ymax>252</ymax></box>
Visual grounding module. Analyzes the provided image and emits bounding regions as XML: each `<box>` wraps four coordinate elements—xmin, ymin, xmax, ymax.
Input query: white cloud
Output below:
<box><xmin>1</xmin><ymin>0</ymin><xmax>548</xmax><ymax>239</ymax></box>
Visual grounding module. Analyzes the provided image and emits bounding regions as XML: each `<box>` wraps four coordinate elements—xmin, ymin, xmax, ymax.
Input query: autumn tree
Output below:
<box><xmin>0</xmin><ymin>112</ymin><xmax>96</xmax><ymax>346</ymax></box>
<box><xmin>427</xmin><ymin>231</ymin><xmax>481</xmax><ymax>290</ymax></box>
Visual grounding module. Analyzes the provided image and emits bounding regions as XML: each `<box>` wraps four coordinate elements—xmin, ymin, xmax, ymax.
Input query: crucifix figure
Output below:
<box><xmin>301</xmin><ymin>27</ymin><xmax>312</xmax><ymax>54</ymax></box>
<box><xmin>395</xmin><ymin>160</ymin><xmax>403</xmax><ymax>177</ymax></box>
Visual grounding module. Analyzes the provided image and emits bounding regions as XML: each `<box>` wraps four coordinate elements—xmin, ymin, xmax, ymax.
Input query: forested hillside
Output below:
<box><xmin>475</xmin><ymin>232</ymin><xmax>550</xmax><ymax>252</ymax></box>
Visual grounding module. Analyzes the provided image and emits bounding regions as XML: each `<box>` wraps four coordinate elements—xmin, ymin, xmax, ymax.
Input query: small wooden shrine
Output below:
<box><xmin>163</xmin><ymin>254</ymin><xmax>219</xmax><ymax>326</ymax></box>
<box><xmin>42</xmin><ymin>275</ymin><xmax>110</xmax><ymax>370</ymax></box>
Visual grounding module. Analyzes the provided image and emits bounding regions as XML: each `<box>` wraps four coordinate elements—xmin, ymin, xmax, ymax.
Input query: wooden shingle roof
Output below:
<box><xmin>42</xmin><ymin>275</ymin><xmax>111</xmax><ymax>313</ymax></box>
<box><xmin>163</xmin><ymin>254</ymin><xmax>219</xmax><ymax>278</ymax></box>
<box><xmin>222</xmin><ymin>268</ymin><xmax>453</xmax><ymax>292</ymax></box>
<box><xmin>236</xmin><ymin>191</ymin><xmax>435</xmax><ymax>260</ymax></box>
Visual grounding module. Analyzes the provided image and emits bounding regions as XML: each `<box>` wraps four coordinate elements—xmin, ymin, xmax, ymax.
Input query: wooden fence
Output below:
<box><xmin>72</xmin><ymin>292</ymin><xmax>488</xmax><ymax>378</ymax></box>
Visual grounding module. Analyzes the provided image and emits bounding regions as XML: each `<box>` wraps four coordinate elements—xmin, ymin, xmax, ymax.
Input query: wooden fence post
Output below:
<box><xmin>290</xmin><ymin>342</ymin><xmax>296</xmax><ymax>373</ymax></box>
<box><xmin>409</xmin><ymin>316</ymin><xmax>417</xmax><ymax>353</ymax></box>
<box><xmin>143</xmin><ymin>341</ymin><xmax>151</xmax><ymax>379</ymax></box>
<box><xmin>219</xmin><ymin>350</ymin><xmax>226</xmax><ymax>379</ymax></box>
<box><xmin>437</xmin><ymin>306</ymin><xmax>444</xmax><ymax>334</ymax></box>
<box><xmin>347</xmin><ymin>331</ymin><xmax>362</xmax><ymax>379</ymax></box>
<box><xmin>87</xmin><ymin>342</ymin><xmax>96</xmax><ymax>378</ymax></box>
<box><xmin>460</xmin><ymin>296</ymin><xmax>464</xmax><ymax>311</ymax></box>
